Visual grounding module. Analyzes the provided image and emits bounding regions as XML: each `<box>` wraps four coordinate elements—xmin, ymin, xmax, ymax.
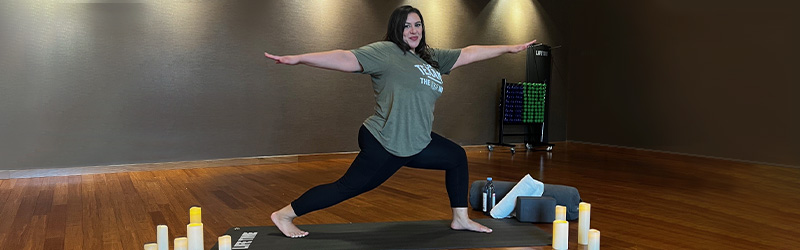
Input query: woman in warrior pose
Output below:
<box><xmin>264</xmin><ymin>5</ymin><xmax>535</xmax><ymax>238</ymax></box>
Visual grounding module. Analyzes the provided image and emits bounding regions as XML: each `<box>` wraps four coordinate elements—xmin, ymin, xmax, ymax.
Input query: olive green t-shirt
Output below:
<box><xmin>351</xmin><ymin>41</ymin><xmax>461</xmax><ymax>157</ymax></box>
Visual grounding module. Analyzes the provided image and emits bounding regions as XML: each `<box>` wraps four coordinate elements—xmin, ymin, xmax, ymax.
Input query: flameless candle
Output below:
<box><xmin>144</xmin><ymin>243</ymin><xmax>157</xmax><ymax>250</ymax></box>
<box><xmin>589</xmin><ymin>229</ymin><xmax>600</xmax><ymax>250</ymax></box>
<box><xmin>218</xmin><ymin>235</ymin><xmax>232</xmax><ymax>250</ymax></box>
<box><xmin>156</xmin><ymin>225</ymin><xmax>168</xmax><ymax>250</ymax></box>
<box><xmin>555</xmin><ymin>205</ymin><xmax>566</xmax><ymax>221</ymax></box>
<box><xmin>174</xmin><ymin>237</ymin><xmax>188</xmax><ymax>250</ymax></box>
<box><xmin>578</xmin><ymin>202</ymin><xmax>591</xmax><ymax>245</ymax></box>
<box><xmin>187</xmin><ymin>223</ymin><xmax>204</xmax><ymax>250</ymax></box>
<box><xmin>552</xmin><ymin>220</ymin><xmax>568</xmax><ymax>250</ymax></box>
<box><xmin>189</xmin><ymin>206</ymin><xmax>202</xmax><ymax>224</ymax></box>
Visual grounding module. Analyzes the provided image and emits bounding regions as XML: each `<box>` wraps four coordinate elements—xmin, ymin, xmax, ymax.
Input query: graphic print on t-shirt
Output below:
<box><xmin>414</xmin><ymin>64</ymin><xmax>444</xmax><ymax>93</ymax></box>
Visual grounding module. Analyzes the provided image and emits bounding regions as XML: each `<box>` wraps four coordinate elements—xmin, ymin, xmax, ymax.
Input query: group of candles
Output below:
<box><xmin>552</xmin><ymin>202</ymin><xmax>600</xmax><ymax>250</ymax></box>
<box><xmin>143</xmin><ymin>206</ymin><xmax>233</xmax><ymax>250</ymax></box>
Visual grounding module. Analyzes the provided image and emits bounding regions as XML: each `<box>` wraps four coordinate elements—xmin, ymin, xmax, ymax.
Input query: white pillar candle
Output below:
<box><xmin>189</xmin><ymin>206</ymin><xmax>202</xmax><ymax>224</ymax></box>
<box><xmin>555</xmin><ymin>205</ymin><xmax>566</xmax><ymax>221</ymax></box>
<box><xmin>552</xmin><ymin>220</ymin><xmax>568</xmax><ymax>250</ymax></box>
<box><xmin>578</xmin><ymin>202</ymin><xmax>591</xmax><ymax>245</ymax></box>
<box><xmin>156</xmin><ymin>225</ymin><xmax>168</xmax><ymax>250</ymax></box>
<box><xmin>589</xmin><ymin>229</ymin><xmax>600</xmax><ymax>250</ymax></box>
<box><xmin>187</xmin><ymin>223</ymin><xmax>204</xmax><ymax>250</ymax></box>
<box><xmin>174</xmin><ymin>237</ymin><xmax>188</xmax><ymax>250</ymax></box>
<box><xmin>218</xmin><ymin>235</ymin><xmax>232</xmax><ymax>250</ymax></box>
<box><xmin>144</xmin><ymin>243</ymin><xmax>157</xmax><ymax>250</ymax></box>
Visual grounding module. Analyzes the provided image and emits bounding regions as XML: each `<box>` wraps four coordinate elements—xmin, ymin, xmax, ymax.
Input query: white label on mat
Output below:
<box><xmin>233</xmin><ymin>232</ymin><xmax>258</xmax><ymax>249</ymax></box>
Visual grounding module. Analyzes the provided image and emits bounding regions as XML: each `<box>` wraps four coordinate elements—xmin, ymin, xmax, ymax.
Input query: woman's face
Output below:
<box><xmin>403</xmin><ymin>12</ymin><xmax>423</xmax><ymax>51</ymax></box>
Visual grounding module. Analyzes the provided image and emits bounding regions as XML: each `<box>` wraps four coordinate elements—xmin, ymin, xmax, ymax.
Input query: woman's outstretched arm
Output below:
<box><xmin>450</xmin><ymin>40</ymin><xmax>536</xmax><ymax>71</ymax></box>
<box><xmin>264</xmin><ymin>50</ymin><xmax>362</xmax><ymax>72</ymax></box>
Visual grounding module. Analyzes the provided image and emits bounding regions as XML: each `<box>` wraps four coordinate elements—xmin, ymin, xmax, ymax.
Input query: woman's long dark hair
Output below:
<box><xmin>384</xmin><ymin>5</ymin><xmax>439</xmax><ymax>69</ymax></box>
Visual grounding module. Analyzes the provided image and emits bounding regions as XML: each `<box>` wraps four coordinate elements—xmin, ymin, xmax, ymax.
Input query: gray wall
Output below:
<box><xmin>0</xmin><ymin>1</ymin><xmax>567</xmax><ymax>170</ymax></box>
<box><xmin>564</xmin><ymin>0</ymin><xmax>800</xmax><ymax>166</ymax></box>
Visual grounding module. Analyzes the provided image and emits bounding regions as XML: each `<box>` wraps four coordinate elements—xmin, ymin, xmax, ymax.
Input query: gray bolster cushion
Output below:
<box><xmin>469</xmin><ymin>180</ymin><xmax>582</xmax><ymax>221</ymax></box>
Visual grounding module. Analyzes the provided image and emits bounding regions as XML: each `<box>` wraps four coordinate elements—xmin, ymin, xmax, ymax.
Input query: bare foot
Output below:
<box><xmin>451</xmin><ymin>218</ymin><xmax>493</xmax><ymax>233</ymax></box>
<box><xmin>450</xmin><ymin>207</ymin><xmax>492</xmax><ymax>233</ymax></box>
<box><xmin>271</xmin><ymin>206</ymin><xmax>309</xmax><ymax>238</ymax></box>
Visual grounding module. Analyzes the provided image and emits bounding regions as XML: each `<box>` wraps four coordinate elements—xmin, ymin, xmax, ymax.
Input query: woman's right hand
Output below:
<box><xmin>264</xmin><ymin>50</ymin><xmax>360</xmax><ymax>72</ymax></box>
<box><xmin>265</xmin><ymin>52</ymin><xmax>300</xmax><ymax>65</ymax></box>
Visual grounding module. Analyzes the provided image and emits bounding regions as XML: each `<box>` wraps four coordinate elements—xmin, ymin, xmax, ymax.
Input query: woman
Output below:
<box><xmin>264</xmin><ymin>5</ymin><xmax>535</xmax><ymax>238</ymax></box>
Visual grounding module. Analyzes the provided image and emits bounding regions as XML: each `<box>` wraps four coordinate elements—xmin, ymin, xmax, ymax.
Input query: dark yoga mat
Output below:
<box><xmin>211</xmin><ymin>218</ymin><xmax>551</xmax><ymax>250</ymax></box>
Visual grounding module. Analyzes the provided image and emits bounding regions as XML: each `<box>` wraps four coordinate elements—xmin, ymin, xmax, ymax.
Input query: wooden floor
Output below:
<box><xmin>1</xmin><ymin>142</ymin><xmax>799</xmax><ymax>249</ymax></box>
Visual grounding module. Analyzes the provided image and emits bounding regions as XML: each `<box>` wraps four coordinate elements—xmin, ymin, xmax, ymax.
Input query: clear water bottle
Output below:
<box><xmin>482</xmin><ymin>177</ymin><xmax>496</xmax><ymax>215</ymax></box>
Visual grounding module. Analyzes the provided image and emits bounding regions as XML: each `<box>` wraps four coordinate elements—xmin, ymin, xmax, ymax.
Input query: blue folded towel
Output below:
<box><xmin>489</xmin><ymin>174</ymin><xmax>544</xmax><ymax>219</ymax></box>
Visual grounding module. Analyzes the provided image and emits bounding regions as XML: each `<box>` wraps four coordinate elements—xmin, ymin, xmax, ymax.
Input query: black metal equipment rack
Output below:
<box><xmin>487</xmin><ymin>44</ymin><xmax>555</xmax><ymax>154</ymax></box>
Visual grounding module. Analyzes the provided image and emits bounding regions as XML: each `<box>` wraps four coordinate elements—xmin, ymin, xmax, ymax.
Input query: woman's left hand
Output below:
<box><xmin>509</xmin><ymin>40</ymin><xmax>537</xmax><ymax>53</ymax></box>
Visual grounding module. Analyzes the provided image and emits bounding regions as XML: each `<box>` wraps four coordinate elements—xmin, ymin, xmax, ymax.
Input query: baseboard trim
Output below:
<box><xmin>566</xmin><ymin>140</ymin><xmax>798</xmax><ymax>169</ymax></box>
<box><xmin>0</xmin><ymin>145</ymin><xmax>498</xmax><ymax>179</ymax></box>
<box><xmin>0</xmin><ymin>152</ymin><xmax>342</xmax><ymax>179</ymax></box>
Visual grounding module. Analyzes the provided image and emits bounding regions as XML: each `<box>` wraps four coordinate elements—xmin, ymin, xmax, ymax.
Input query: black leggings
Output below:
<box><xmin>291</xmin><ymin>125</ymin><xmax>469</xmax><ymax>216</ymax></box>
